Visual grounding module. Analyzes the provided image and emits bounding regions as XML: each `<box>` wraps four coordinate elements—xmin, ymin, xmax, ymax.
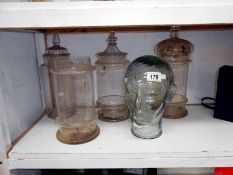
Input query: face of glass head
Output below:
<box><xmin>125</xmin><ymin>55</ymin><xmax>176</xmax><ymax>139</ymax></box>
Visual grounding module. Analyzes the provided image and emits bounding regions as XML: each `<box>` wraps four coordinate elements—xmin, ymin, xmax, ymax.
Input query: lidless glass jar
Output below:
<box><xmin>39</xmin><ymin>33</ymin><xmax>70</xmax><ymax>119</ymax></box>
<box><xmin>50</xmin><ymin>59</ymin><xmax>99</xmax><ymax>144</ymax></box>
<box><xmin>95</xmin><ymin>32</ymin><xmax>130</xmax><ymax>122</ymax></box>
<box><xmin>156</xmin><ymin>26</ymin><xmax>193</xmax><ymax>119</ymax></box>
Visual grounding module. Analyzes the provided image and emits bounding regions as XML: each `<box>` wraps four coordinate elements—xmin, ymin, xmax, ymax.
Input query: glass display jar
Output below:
<box><xmin>39</xmin><ymin>33</ymin><xmax>70</xmax><ymax>119</ymax></box>
<box><xmin>95</xmin><ymin>32</ymin><xmax>130</xmax><ymax>122</ymax></box>
<box><xmin>156</xmin><ymin>26</ymin><xmax>193</xmax><ymax>118</ymax></box>
<box><xmin>125</xmin><ymin>55</ymin><xmax>176</xmax><ymax>139</ymax></box>
<box><xmin>50</xmin><ymin>59</ymin><xmax>99</xmax><ymax>144</ymax></box>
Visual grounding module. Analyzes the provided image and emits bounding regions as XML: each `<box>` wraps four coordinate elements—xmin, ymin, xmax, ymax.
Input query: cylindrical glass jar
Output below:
<box><xmin>39</xmin><ymin>33</ymin><xmax>70</xmax><ymax>119</ymax></box>
<box><xmin>50</xmin><ymin>59</ymin><xmax>99</xmax><ymax>144</ymax></box>
<box><xmin>95</xmin><ymin>32</ymin><xmax>130</xmax><ymax>122</ymax></box>
<box><xmin>156</xmin><ymin>26</ymin><xmax>193</xmax><ymax>118</ymax></box>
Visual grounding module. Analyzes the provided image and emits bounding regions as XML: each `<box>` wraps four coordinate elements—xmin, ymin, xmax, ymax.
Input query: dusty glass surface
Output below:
<box><xmin>156</xmin><ymin>26</ymin><xmax>193</xmax><ymax>118</ymax></box>
<box><xmin>50</xmin><ymin>59</ymin><xmax>99</xmax><ymax>144</ymax></box>
<box><xmin>39</xmin><ymin>33</ymin><xmax>70</xmax><ymax>119</ymax></box>
<box><xmin>56</xmin><ymin>107</ymin><xmax>99</xmax><ymax>145</ymax></box>
<box><xmin>125</xmin><ymin>55</ymin><xmax>176</xmax><ymax>139</ymax></box>
<box><xmin>95</xmin><ymin>32</ymin><xmax>129</xmax><ymax>122</ymax></box>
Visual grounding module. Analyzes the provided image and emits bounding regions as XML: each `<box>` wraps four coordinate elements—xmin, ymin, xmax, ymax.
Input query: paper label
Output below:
<box><xmin>144</xmin><ymin>72</ymin><xmax>166</xmax><ymax>82</ymax></box>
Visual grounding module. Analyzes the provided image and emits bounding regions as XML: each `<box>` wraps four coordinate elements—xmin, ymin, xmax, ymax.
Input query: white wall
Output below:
<box><xmin>47</xmin><ymin>30</ymin><xmax>233</xmax><ymax>104</ymax></box>
<box><xmin>0</xmin><ymin>32</ymin><xmax>43</xmax><ymax>147</ymax></box>
<box><xmin>0</xmin><ymin>32</ymin><xmax>43</xmax><ymax>175</ymax></box>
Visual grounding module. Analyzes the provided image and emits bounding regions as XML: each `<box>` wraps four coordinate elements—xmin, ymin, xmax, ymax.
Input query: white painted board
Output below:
<box><xmin>8</xmin><ymin>106</ymin><xmax>233</xmax><ymax>169</ymax></box>
<box><xmin>1</xmin><ymin>1</ymin><xmax>233</xmax><ymax>28</ymax></box>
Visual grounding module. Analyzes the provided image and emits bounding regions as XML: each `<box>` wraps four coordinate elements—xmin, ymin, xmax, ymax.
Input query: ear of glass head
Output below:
<box><xmin>125</xmin><ymin>55</ymin><xmax>176</xmax><ymax>139</ymax></box>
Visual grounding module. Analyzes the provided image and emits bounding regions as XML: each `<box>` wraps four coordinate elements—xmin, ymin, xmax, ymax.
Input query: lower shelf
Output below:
<box><xmin>8</xmin><ymin>106</ymin><xmax>233</xmax><ymax>169</ymax></box>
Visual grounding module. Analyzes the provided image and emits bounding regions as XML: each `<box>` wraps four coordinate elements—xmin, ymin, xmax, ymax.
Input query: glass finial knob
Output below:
<box><xmin>106</xmin><ymin>31</ymin><xmax>117</xmax><ymax>44</ymax></box>
<box><xmin>170</xmin><ymin>25</ymin><xmax>180</xmax><ymax>38</ymax></box>
<box><xmin>52</xmin><ymin>32</ymin><xmax>61</xmax><ymax>46</ymax></box>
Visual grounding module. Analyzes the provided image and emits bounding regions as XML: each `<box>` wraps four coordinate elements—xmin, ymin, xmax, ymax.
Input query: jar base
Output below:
<box><xmin>131</xmin><ymin>128</ymin><xmax>162</xmax><ymax>139</ymax></box>
<box><xmin>56</xmin><ymin>125</ymin><xmax>100</xmax><ymax>144</ymax></box>
<box><xmin>97</xmin><ymin>95</ymin><xmax>129</xmax><ymax>122</ymax></box>
<box><xmin>98</xmin><ymin>112</ymin><xmax>129</xmax><ymax>122</ymax></box>
<box><xmin>98</xmin><ymin>105</ymin><xmax>129</xmax><ymax>122</ymax></box>
<box><xmin>47</xmin><ymin>108</ymin><xmax>57</xmax><ymax>120</ymax></box>
<box><xmin>163</xmin><ymin>106</ymin><xmax>188</xmax><ymax>119</ymax></box>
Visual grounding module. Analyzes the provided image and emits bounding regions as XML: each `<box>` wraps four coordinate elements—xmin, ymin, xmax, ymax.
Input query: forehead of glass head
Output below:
<box><xmin>125</xmin><ymin>56</ymin><xmax>173</xmax><ymax>90</ymax></box>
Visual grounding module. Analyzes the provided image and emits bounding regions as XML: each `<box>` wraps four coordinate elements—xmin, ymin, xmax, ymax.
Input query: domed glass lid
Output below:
<box><xmin>95</xmin><ymin>31</ymin><xmax>129</xmax><ymax>65</ymax></box>
<box><xmin>156</xmin><ymin>26</ymin><xmax>193</xmax><ymax>63</ymax></box>
<box><xmin>44</xmin><ymin>33</ymin><xmax>70</xmax><ymax>56</ymax></box>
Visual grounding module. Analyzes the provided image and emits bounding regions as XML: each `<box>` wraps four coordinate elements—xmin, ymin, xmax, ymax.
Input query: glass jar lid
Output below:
<box><xmin>44</xmin><ymin>33</ymin><xmax>70</xmax><ymax>57</ymax></box>
<box><xmin>95</xmin><ymin>31</ymin><xmax>129</xmax><ymax>65</ymax></box>
<box><xmin>156</xmin><ymin>26</ymin><xmax>193</xmax><ymax>63</ymax></box>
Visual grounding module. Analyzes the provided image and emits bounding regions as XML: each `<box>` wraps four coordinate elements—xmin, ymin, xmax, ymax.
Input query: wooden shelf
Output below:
<box><xmin>3</xmin><ymin>25</ymin><xmax>233</xmax><ymax>34</ymax></box>
<box><xmin>1</xmin><ymin>1</ymin><xmax>233</xmax><ymax>30</ymax></box>
<box><xmin>35</xmin><ymin>24</ymin><xmax>233</xmax><ymax>34</ymax></box>
<box><xmin>8</xmin><ymin>106</ymin><xmax>233</xmax><ymax>169</ymax></box>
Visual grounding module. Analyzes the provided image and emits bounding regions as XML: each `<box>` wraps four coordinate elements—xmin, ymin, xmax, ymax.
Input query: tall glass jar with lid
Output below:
<box><xmin>95</xmin><ymin>32</ymin><xmax>129</xmax><ymax>122</ymax></box>
<box><xmin>156</xmin><ymin>26</ymin><xmax>193</xmax><ymax>119</ymax></box>
<box><xmin>39</xmin><ymin>33</ymin><xmax>70</xmax><ymax>119</ymax></box>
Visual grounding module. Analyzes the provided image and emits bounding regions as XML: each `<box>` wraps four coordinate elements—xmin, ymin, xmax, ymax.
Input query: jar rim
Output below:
<box><xmin>50</xmin><ymin>63</ymin><xmax>96</xmax><ymax>75</ymax></box>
